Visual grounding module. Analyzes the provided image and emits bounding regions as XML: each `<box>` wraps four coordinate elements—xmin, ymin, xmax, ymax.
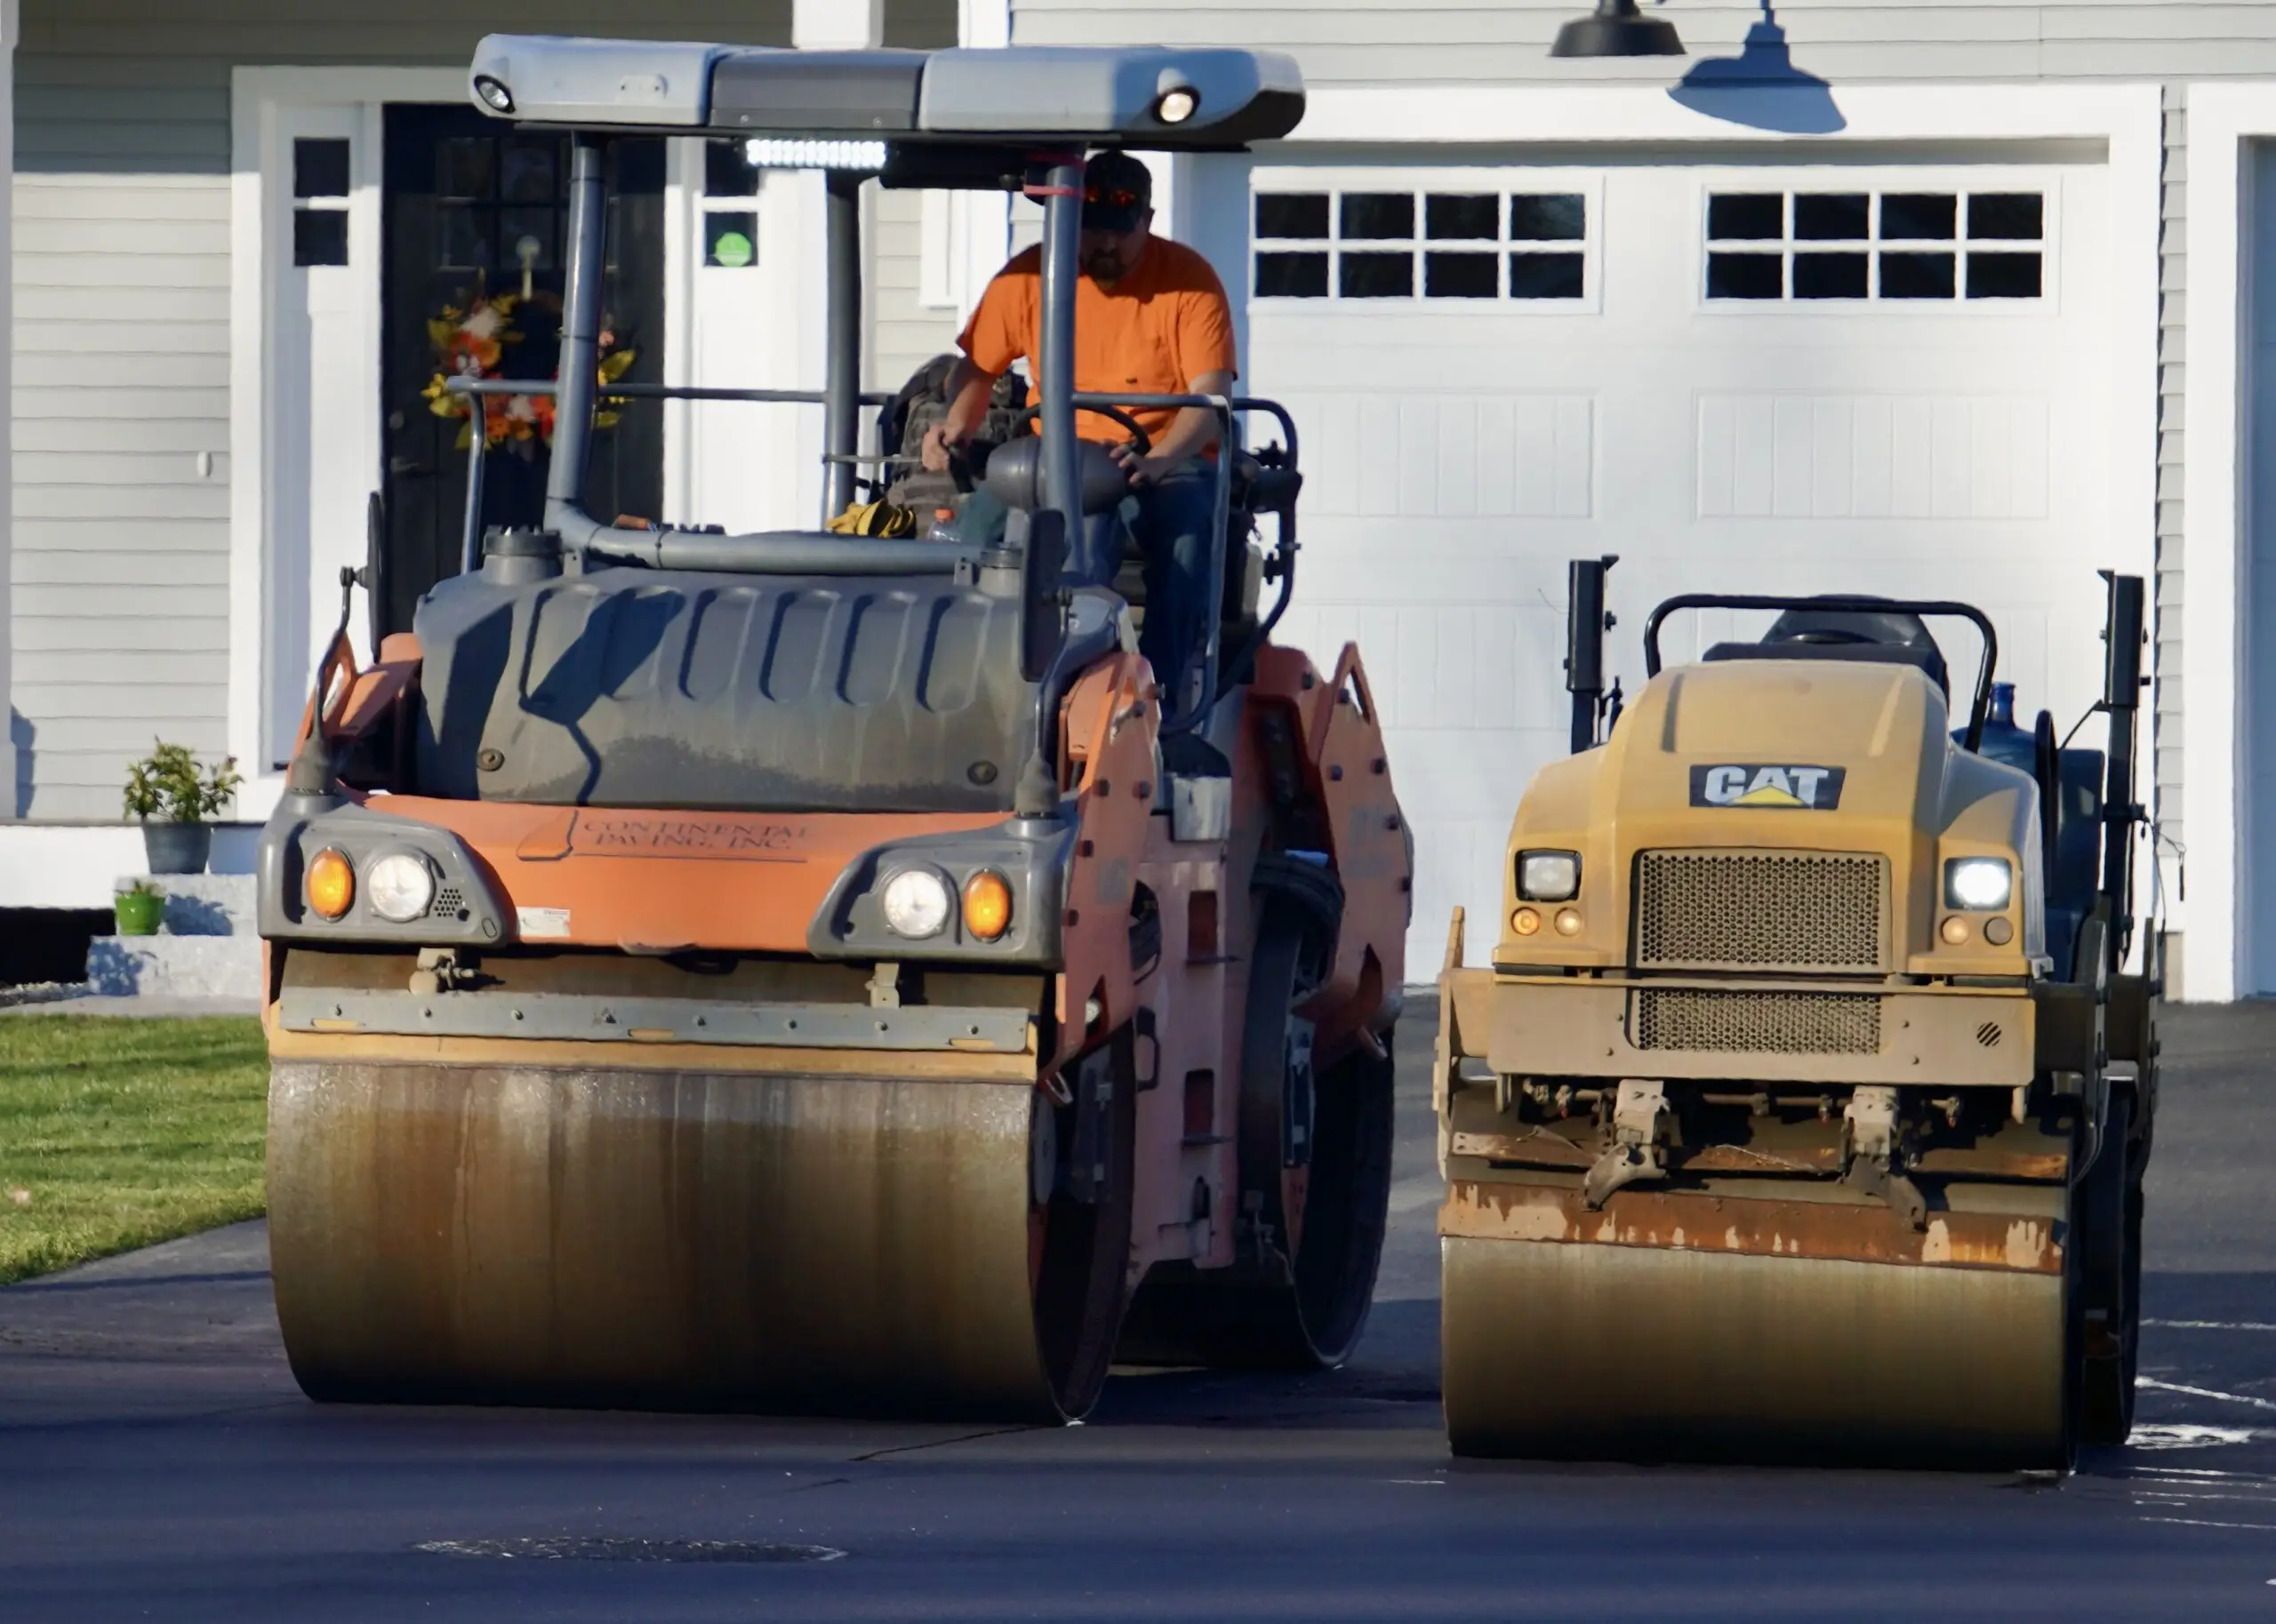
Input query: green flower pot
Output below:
<box><xmin>114</xmin><ymin>890</ymin><xmax>164</xmax><ymax>937</ymax></box>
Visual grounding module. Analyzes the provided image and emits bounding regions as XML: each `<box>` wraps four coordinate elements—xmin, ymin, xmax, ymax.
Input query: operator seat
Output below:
<box><xmin>1703</xmin><ymin>599</ymin><xmax>1951</xmax><ymax>697</ymax></box>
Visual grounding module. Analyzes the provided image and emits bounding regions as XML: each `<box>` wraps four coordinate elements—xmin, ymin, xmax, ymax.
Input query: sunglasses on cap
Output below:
<box><xmin>1081</xmin><ymin>188</ymin><xmax>1148</xmax><ymax>231</ymax></box>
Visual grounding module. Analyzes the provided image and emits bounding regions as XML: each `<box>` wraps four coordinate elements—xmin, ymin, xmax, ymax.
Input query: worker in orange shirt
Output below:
<box><xmin>920</xmin><ymin>150</ymin><xmax>1237</xmax><ymax>702</ymax></box>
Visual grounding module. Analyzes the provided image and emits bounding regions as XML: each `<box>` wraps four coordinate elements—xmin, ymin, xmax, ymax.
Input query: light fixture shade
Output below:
<box><xmin>1551</xmin><ymin>0</ymin><xmax>1686</xmax><ymax>58</ymax></box>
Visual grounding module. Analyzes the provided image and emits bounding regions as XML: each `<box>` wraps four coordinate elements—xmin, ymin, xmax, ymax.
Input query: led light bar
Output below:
<box><xmin>744</xmin><ymin>138</ymin><xmax>888</xmax><ymax>172</ymax></box>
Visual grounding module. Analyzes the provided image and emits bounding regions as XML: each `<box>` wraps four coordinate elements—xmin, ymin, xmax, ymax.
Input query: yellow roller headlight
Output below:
<box><xmin>307</xmin><ymin>848</ymin><xmax>355</xmax><ymax>921</ymax></box>
<box><xmin>963</xmin><ymin>870</ymin><xmax>1013</xmax><ymax>941</ymax></box>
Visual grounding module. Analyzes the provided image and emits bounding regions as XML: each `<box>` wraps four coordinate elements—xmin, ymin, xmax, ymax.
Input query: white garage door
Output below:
<box><xmin>1243</xmin><ymin>159</ymin><xmax>2118</xmax><ymax>977</ymax></box>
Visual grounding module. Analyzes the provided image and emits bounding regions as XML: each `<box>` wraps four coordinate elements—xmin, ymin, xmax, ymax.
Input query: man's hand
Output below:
<box><xmin>919</xmin><ymin>421</ymin><xmax>960</xmax><ymax>475</ymax></box>
<box><xmin>1109</xmin><ymin>442</ymin><xmax>1171</xmax><ymax>485</ymax></box>
<box><xmin>921</xmin><ymin>357</ymin><xmax>998</xmax><ymax>476</ymax></box>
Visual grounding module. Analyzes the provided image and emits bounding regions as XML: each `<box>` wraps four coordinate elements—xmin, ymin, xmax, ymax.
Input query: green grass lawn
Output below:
<box><xmin>0</xmin><ymin>1016</ymin><xmax>268</xmax><ymax>1285</ymax></box>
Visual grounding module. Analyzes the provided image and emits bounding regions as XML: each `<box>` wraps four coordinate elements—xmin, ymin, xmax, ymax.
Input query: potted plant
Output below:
<box><xmin>114</xmin><ymin>878</ymin><xmax>165</xmax><ymax>937</ymax></box>
<box><xmin>123</xmin><ymin>741</ymin><xmax>242</xmax><ymax>876</ymax></box>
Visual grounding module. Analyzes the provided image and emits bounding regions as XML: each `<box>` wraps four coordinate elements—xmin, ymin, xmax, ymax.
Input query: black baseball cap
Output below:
<box><xmin>1082</xmin><ymin>150</ymin><xmax>1153</xmax><ymax>232</ymax></box>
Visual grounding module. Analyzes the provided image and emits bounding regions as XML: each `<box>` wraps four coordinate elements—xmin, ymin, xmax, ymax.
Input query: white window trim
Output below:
<box><xmin>229</xmin><ymin>66</ymin><xmax>462</xmax><ymax>819</ymax></box>
<box><xmin>2180</xmin><ymin>84</ymin><xmax>2276</xmax><ymax>1001</ymax></box>
<box><xmin>1688</xmin><ymin>170</ymin><xmax>2064</xmax><ymax>316</ymax></box>
<box><xmin>1248</xmin><ymin>166</ymin><xmax>1605</xmax><ymax>316</ymax></box>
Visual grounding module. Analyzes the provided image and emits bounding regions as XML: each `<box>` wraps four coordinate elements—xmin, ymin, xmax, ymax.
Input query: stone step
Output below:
<box><xmin>85</xmin><ymin>933</ymin><xmax>261</xmax><ymax>1001</ymax></box>
<box><xmin>116</xmin><ymin>873</ymin><xmax>257</xmax><ymax>937</ymax></box>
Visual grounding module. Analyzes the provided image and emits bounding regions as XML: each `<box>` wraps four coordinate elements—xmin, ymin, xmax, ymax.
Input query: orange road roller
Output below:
<box><xmin>257</xmin><ymin>36</ymin><xmax>1407</xmax><ymax>1421</ymax></box>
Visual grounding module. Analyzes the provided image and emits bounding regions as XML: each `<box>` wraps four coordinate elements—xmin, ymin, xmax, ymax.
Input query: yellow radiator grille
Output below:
<box><xmin>1631</xmin><ymin>988</ymin><xmax>1883</xmax><ymax>1055</ymax></box>
<box><xmin>1633</xmin><ymin>851</ymin><xmax>1886</xmax><ymax>972</ymax></box>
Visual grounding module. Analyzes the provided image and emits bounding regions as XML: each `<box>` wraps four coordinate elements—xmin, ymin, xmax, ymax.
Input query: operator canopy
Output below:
<box><xmin>467</xmin><ymin>35</ymin><xmax>1304</xmax><ymax>151</ymax></box>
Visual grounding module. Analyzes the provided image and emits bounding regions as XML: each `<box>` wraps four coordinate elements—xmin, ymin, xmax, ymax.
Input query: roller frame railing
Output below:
<box><xmin>1642</xmin><ymin>592</ymin><xmax>2000</xmax><ymax>754</ymax></box>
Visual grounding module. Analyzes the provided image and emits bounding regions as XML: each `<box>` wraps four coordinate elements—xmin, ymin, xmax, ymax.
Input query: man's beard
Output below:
<box><xmin>1083</xmin><ymin>249</ymin><xmax>1128</xmax><ymax>284</ymax></box>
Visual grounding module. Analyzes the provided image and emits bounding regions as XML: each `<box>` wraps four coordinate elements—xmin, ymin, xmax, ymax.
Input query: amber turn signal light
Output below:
<box><xmin>1939</xmin><ymin>916</ymin><xmax>1971</xmax><ymax>946</ymax></box>
<box><xmin>964</xmin><ymin>870</ymin><xmax>1013</xmax><ymax>940</ymax></box>
<box><xmin>1511</xmin><ymin>907</ymin><xmax>1542</xmax><ymax>937</ymax></box>
<box><xmin>307</xmin><ymin>848</ymin><xmax>355</xmax><ymax>920</ymax></box>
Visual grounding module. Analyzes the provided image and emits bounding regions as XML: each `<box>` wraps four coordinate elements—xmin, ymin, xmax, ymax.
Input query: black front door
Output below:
<box><xmin>380</xmin><ymin>105</ymin><xmax>665</xmax><ymax>635</ymax></box>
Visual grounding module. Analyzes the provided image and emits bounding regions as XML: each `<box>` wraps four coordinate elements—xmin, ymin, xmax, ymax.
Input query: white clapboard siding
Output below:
<box><xmin>870</xmin><ymin>0</ymin><xmax>963</xmax><ymax>399</ymax></box>
<box><xmin>7</xmin><ymin>0</ymin><xmax>964</xmax><ymax>819</ymax></box>
<box><xmin>868</xmin><ymin>186</ymin><xmax>963</xmax><ymax>401</ymax></box>
<box><xmin>12</xmin><ymin>0</ymin><xmax>821</xmax><ymax>818</ymax></box>
<box><xmin>1011</xmin><ymin>0</ymin><xmax>2266</xmax><ymax>919</ymax></box>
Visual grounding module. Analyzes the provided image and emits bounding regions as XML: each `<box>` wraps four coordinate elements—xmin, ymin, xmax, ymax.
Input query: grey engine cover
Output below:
<box><xmin>414</xmin><ymin>566</ymin><xmax>1033</xmax><ymax>813</ymax></box>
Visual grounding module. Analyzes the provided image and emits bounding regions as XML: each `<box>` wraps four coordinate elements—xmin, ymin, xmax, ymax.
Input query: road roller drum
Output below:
<box><xmin>268</xmin><ymin>1052</ymin><xmax>1132</xmax><ymax>1418</ymax></box>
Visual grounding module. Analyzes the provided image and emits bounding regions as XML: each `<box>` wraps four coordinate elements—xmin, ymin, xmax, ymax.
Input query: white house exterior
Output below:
<box><xmin>9</xmin><ymin>0</ymin><xmax>2276</xmax><ymax>999</ymax></box>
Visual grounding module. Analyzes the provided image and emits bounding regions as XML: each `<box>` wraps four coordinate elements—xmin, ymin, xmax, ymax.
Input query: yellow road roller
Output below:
<box><xmin>1437</xmin><ymin>565</ymin><xmax>2159</xmax><ymax>1468</ymax></box>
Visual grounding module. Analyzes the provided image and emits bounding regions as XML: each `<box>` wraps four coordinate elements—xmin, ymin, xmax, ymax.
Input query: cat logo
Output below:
<box><xmin>1689</xmin><ymin>764</ymin><xmax>1847</xmax><ymax>811</ymax></box>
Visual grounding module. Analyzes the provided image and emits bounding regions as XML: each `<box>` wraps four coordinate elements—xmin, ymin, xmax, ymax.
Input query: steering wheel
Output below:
<box><xmin>1010</xmin><ymin>401</ymin><xmax>1153</xmax><ymax>459</ymax></box>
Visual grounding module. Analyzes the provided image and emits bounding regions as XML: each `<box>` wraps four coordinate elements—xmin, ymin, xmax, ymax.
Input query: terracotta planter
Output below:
<box><xmin>142</xmin><ymin>820</ymin><xmax>212</xmax><ymax>876</ymax></box>
<box><xmin>114</xmin><ymin>890</ymin><xmax>164</xmax><ymax>937</ymax></box>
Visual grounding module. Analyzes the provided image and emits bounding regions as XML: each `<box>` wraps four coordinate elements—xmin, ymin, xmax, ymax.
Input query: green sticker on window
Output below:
<box><xmin>710</xmin><ymin>229</ymin><xmax>754</xmax><ymax>268</ymax></box>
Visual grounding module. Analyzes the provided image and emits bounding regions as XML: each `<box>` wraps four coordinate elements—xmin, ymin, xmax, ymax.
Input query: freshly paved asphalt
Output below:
<box><xmin>3</xmin><ymin>1004</ymin><xmax>2272</xmax><ymax>1620</ymax></box>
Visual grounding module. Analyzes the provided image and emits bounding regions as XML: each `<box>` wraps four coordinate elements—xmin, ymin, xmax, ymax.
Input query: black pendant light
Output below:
<box><xmin>1551</xmin><ymin>0</ymin><xmax>1686</xmax><ymax>57</ymax></box>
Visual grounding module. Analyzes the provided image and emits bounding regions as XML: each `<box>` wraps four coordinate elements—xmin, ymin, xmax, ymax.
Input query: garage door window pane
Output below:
<box><xmin>294</xmin><ymin>138</ymin><xmax>350</xmax><ymax>200</ymax></box>
<box><xmin>437</xmin><ymin>137</ymin><xmax>493</xmax><ymax>201</ymax></box>
<box><xmin>1966</xmin><ymin>252</ymin><xmax>2041</xmax><ymax>300</ymax></box>
<box><xmin>439</xmin><ymin>204</ymin><xmax>491</xmax><ymax>270</ymax></box>
<box><xmin>1425</xmin><ymin>195</ymin><xmax>1498</xmax><ymax>241</ymax></box>
<box><xmin>1708</xmin><ymin>194</ymin><xmax>1783</xmax><ymax>241</ymax></box>
<box><xmin>1509</xmin><ymin>194</ymin><xmax>1585</xmax><ymax>242</ymax></box>
<box><xmin>1879</xmin><ymin>251</ymin><xmax>1955</xmax><ymax>299</ymax></box>
<box><xmin>1339</xmin><ymin>250</ymin><xmax>1413</xmax><ymax>297</ymax></box>
<box><xmin>704</xmin><ymin>140</ymin><xmax>760</xmax><ymax>198</ymax></box>
<box><xmin>1509</xmin><ymin>251</ymin><xmax>1583</xmax><ymax>300</ymax></box>
<box><xmin>704</xmin><ymin>212</ymin><xmax>757</xmax><ymax>268</ymax></box>
<box><xmin>293</xmin><ymin>208</ymin><xmax>349</xmax><ymax>268</ymax></box>
<box><xmin>1255</xmin><ymin>251</ymin><xmax>1329</xmax><ymax>298</ymax></box>
<box><xmin>1256</xmin><ymin>193</ymin><xmax>1329</xmax><ymax>241</ymax></box>
<box><xmin>1426</xmin><ymin>251</ymin><xmax>1498</xmax><ymax>297</ymax></box>
<box><xmin>1968</xmin><ymin>194</ymin><xmax>2043</xmax><ymax>241</ymax></box>
<box><xmin>1879</xmin><ymin>194</ymin><xmax>1956</xmax><ymax>240</ymax></box>
<box><xmin>1794</xmin><ymin>194</ymin><xmax>1868</xmax><ymax>242</ymax></box>
<box><xmin>1340</xmin><ymin>194</ymin><xmax>1414</xmax><ymax>240</ymax></box>
<box><xmin>1707</xmin><ymin>252</ymin><xmax>1782</xmax><ymax>300</ymax></box>
<box><xmin>1793</xmin><ymin>252</ymin><xmax>1867</xmax><ymax>299</ymax></box>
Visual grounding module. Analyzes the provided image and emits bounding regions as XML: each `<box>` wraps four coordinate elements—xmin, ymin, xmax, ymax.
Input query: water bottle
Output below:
<box><xmin>1962</xmin><ymin>680</ymin><xmax>2038</xmax><ymax>773</ymax></box>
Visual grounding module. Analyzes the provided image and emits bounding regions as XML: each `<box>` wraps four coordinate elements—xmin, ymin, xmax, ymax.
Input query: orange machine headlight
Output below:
<box><xmin>307</xmin><ymin>848</ymin><xmax>356</xmax><ymax>920</ymax></box>
<box><xmin>963</xmin><ymin>870</ymin><xmax>1013</xmax><ymax>941</ymax></box>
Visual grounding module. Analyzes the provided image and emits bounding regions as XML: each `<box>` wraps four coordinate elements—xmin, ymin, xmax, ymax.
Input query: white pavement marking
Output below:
<box><xmin>2144</xmin><ymin>1319</ymin><xmax>2276</xmax><ymax>1332</ymax></box>
<box><xmin>2138</xmin><ymin>1516</ymin><xmax>2276</xmax><ymax>1532</ymax></box>
<box><xmin>2139</xmin><ymin>1378</ymin><xmax>2276</xmax><ymax>1412</ymax></box>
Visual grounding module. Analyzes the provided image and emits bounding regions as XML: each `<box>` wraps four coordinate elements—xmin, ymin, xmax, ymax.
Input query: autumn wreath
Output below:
<box><xmin>420</xmin><ymin>279</ymin><xmax>637</xmax><ymax>453</ymax></box>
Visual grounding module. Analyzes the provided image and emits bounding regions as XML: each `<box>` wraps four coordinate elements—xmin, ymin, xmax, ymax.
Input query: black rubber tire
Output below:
<box><xmin>2078</xmin><ymin>1088</ymin><xmax>2142</xmax><ymax>1446</ymax></box>
<box><xmin>1113</xmin><ymin>908</ymin><xmax>1394</xmax><ymax>1370</ymax></box>
<box><xmin>1032</xmin><ymin>1028</ymin><xmax>1140</xmax><ymax>1419</ymax></box>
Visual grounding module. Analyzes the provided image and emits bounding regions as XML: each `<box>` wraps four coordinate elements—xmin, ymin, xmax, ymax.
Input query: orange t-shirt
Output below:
<box><xmin>958</xmin><ymin>236</ymin><xmax>1238</xmax><ymax>448</ymax></box>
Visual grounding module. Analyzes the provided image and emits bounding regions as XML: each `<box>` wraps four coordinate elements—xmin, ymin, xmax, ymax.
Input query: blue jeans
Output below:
<box><xmin>959</xmin><ymin>466</ymin><xmax>1219</xmax><ymax>693</ymax></box>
